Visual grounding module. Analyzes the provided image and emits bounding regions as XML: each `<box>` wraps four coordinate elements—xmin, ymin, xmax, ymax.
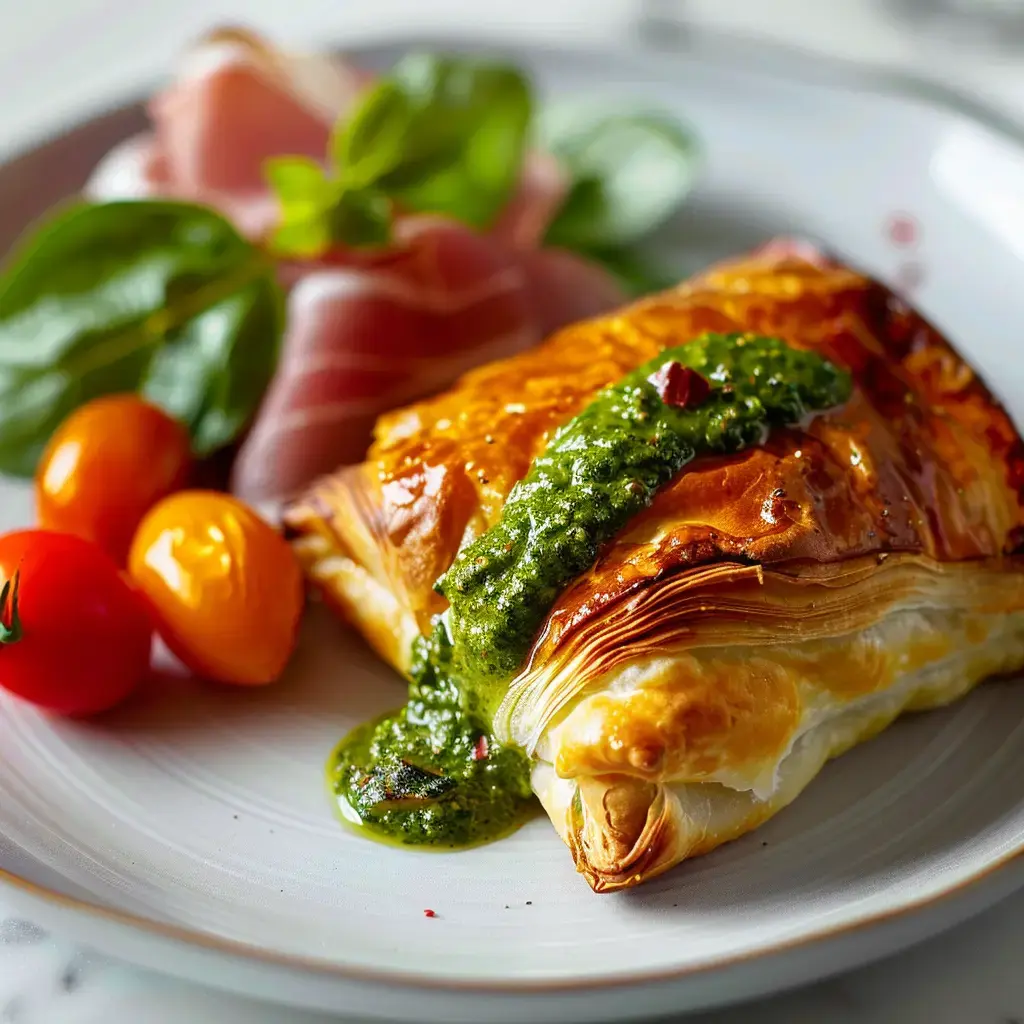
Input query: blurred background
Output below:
<box><xmin>3</xmin><ymin>0</ymin><xmax>1024</xmax><ymax>159</ymax></box>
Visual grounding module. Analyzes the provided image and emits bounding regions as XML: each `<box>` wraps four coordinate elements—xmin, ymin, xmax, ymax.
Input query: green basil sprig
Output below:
<box><xmin>0</xmin><ymin>57</ymin><xmax>701</xmax><ymax>480</ymax></box>
<box><xmin>0</xmin><ymin>200</ymin><xmax>283</xmax><ymax>477</ymax></box>
<box><xmin>267</xmin><ymin>54</ymin><xmax>533</xmax><ymax>258</ymax></box>
<box><xmin>539</xmin><ymin>105</ymin><xmax>700</xmax><ymax>295</ymax></box>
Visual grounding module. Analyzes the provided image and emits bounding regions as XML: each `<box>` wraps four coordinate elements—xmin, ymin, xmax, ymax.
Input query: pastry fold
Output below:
<box><xmin>286</xmin><ymin>243</ymin><xmax>1024</xmax><ymax>891</ymax></box>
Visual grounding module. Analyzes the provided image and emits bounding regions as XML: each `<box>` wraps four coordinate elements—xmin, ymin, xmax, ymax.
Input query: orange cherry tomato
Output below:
<box><xmin>36</xmin><ymin>395</ymin><xmax>192</xmax><ymax>566</ymax></box>
<box><xmin>128</xmin><ymin>491</ymin><xmax>304</xmax><ymax>686</ymax></box>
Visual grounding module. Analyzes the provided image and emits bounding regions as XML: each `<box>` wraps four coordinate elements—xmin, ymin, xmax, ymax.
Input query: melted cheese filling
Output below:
<box><xmin>531</xmin><ymin>607</ymin><xmax>1024</xmax><ymax>890</ymax></box>
<box><xmin>540</xmin><ymin>607</ymin><xmax>1024</xmax><ymax>799</ymax></box>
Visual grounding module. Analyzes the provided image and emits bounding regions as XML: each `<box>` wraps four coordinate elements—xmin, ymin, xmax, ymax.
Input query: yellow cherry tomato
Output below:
<box><xmin>36</xmin><ymin>395</ymin><xmax>192</xmax><ymax>566</ymax></box>
<box><xmin>128</xmin><ymin>491</ymin><xmax>304</xmax><ymax>685</ymax></box>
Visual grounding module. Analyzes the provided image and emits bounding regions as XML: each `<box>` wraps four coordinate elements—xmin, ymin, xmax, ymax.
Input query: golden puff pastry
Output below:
<box><xmin>286</xmin><ymin>241</ymin><xmax>1024</xmax><ymax>891</ymax></box>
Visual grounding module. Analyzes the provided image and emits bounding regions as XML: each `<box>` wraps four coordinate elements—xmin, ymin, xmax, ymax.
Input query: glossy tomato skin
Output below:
<box><xmin>0</xmin><ymin>531</ymin><xmax>152</xmax><ymax>716</ymax></box>
<box><xmin>129</xmin><ymin>492</ymin><xmax>304</xmax><ymax>686</ymax></box>
<box><xmin>36</xmin><ymin>394</ymin><xmax>192</xmax><ymax>566</ymax></box>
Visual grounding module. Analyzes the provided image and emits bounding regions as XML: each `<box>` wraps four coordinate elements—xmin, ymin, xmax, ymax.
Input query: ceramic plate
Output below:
<box><xmin>3</xmin><ymin>35</ymin><xmax>1024</xmax><ymax>1024</ymax></box>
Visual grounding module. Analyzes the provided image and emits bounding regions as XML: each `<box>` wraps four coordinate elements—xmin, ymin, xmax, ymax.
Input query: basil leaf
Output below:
<box><xmin>541</xmin><ymin>107</ymin><xmax>699</xmax><ymax>251</ymax></box>
<box><xmin>271</xmin><ymin>218</ymin><xmax>332</xmax><ymax>260</ymax></box>
<box><xmin>266</xmin><ymin>157</ymin><xmax>336</xmax><ymax>257</ymax></box>
<box><xmin>0</xmin><ymin>200</ymin><xmax>283</xmax><ymax>476</ymax></box>
<box><xmin>265</xmin><ymin>155</ymin><xmax>332</xmax><ymax>204</ymax></box>
<box><xmin>333</xmin><ymin>80</ymin><xmax>415</xmax><ymax>190</ymax></box>
<box><xmin>380</xmin><ymin>54</ymin><xmax>532</xmax><ymax>228</ymax></box>
<box><xmin>267</xmin><ymin>158</ymin><xmax>392</xmax><ymax>253</ymax></box>
<box><xmin>267</xmin><ymin>54</ymin><xmax>532</xmax><ymax>258</ymax></box>
<box><xmin>326</xmin><ymin>190</ymin><xmax>392</xmax><ymax>248</ymax></box>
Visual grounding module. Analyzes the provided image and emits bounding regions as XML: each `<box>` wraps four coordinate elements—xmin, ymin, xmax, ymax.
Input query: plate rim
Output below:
<box><xmin>4</xmin><ymin>27</ymin><xmax>1024</xmax><ymax>1004</ymax></box>
<box><xmin>3</xmin><ymin>842</ymin><xmax>1024</xmax><ymax>996</ymax></box>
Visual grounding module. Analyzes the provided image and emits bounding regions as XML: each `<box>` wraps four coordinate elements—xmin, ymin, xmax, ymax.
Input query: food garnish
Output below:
<box><xmin>647</xmin><ymin>361</ymin><xmax>711</xmax><ymax>409</ymax></box>
<box><xmin>0</xmin><ymin>201</ymin><xmax>283</xmax><ymax>478</ymax></box>
<box><xmin>128</xmin><ymin>491</ymin><xmax>304</xmax><ymax>686</ymax></box>
<box><xmin>0</xmin><ymin>39</ymin><xmax>698</xmax><ymax>485</ymax></box>
<box><xmin>539</xmin><ymin>106</ymin><xmax>699</xmax><ymax>294</ymax></box>
<box><xmin>267</xmin><ymin>54</ymin><xmax>533</xmax><ymax>256</ymax></box>
<box><xmin>0</xmin><ymin>530</ymin><xmax>152</xmax><ymax>715</ymax></box>
<box><xmin>36</xmin><ymin>394</ymin><xmax>192</xmax><ymax>565</ymax></box>
<box><xmin>267</xmin><ymin>53</ymin><xmax>700</xmax><ymax>294</ymax></box>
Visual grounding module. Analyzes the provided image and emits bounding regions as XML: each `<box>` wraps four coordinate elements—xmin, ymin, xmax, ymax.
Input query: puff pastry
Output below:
<box><xmin>286</xmin><ymin>243</ymin><xmax>1024</xmax><ymax>891</ymax></box>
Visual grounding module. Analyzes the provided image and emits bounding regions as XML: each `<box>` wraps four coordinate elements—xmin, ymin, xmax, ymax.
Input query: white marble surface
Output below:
<box><xmin>3</xmin><ymin>1</ymin><xmax>1024</xmax><ymax>1021</ymax></box>
<box><xmin>6</xmin><ymin>887</ymin><xmax>1024</xmax><ymax>1024</ymax></box>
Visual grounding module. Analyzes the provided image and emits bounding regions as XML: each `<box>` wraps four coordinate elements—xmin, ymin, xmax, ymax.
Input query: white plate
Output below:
<box><xmin>3</xmin><ymin>35</ymin><xmax>1024</xmax><ymax>1024</ymax></box>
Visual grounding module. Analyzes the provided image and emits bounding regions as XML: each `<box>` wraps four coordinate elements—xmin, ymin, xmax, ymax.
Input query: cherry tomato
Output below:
<box><xmin>0</xmin><ymin>530</ymin><xmax>152</xmax><ymax>715</ymax></box>
<box><xmin>36</xmin><ymin>394</ymin><xmax>192</xmax><ymax>566</ymax></box>
<box><xmin>128</xmin><ymin>491</ymin><xmax>304</xmax><ymax>686</ymax></box>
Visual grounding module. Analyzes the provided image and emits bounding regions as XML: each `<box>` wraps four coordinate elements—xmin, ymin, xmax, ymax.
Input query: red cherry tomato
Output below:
<box><xmin>35</xmin><ymin>395</ymin><xmax>192</xmax><ymax>566</ymax></box>
<box><xmin>0</xmin><ymin>530</ymin><xmax>152</xmax><ymax>716</ymax></box>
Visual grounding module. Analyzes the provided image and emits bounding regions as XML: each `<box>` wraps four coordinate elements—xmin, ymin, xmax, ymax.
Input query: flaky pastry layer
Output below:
<box><xmin>286</xmin><ymin>244</ymin><xmax>1024</xmax><ymax>890</ymax></box>
<box><xmin>534</xmin><ymin>598</ymin><xmax>1024</xmax><ymax>892</ymax></box>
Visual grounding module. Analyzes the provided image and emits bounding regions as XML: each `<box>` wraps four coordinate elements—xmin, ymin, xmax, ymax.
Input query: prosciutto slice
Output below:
<box><xmin>86</xmin><ymin>27</ymin><xmax>626</xmax><ymax>502</ymax></box>
<box><xmin>231</xmin><ymin>216</ymin><xmax>623</xmax><ymax>500</ymax></box>
<box><xmin>86</xmin><ymin>26</ymin><xmax>361</xmax><ymax>237</ymax></box>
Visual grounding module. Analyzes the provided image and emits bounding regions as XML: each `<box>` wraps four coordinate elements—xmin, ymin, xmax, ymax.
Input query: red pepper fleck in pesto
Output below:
<box><xmin>647</xmin><ymin>361</ymin><xmax>711</xmax><ymax>409</ymax></box>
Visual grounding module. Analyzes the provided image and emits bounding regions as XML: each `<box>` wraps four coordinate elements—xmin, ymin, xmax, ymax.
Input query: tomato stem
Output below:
<box><xmin>0</xmin><ymin>572</ymin><xmax>22</xmax><ymax>644</ymax></box>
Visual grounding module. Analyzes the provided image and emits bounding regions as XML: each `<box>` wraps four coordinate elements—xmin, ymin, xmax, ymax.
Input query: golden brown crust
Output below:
<box><xmin>284</xmin><ymin>245</ymin><xmax>1024</xmax><ymax>892</ymax></box>
<box><xmin>536</xmin><ymin>597</ymin><xmax>1024</xmax><ymax>893</ymax></box>
<box><xmin>286</xmin><ymin>245</ymin><xmax>1024</xmax><ymax>645</ymax></box>
<box><xmin>510</xmin><ymin>554</ymin><xmax>1024</xmax><ymax>779</ymax></box>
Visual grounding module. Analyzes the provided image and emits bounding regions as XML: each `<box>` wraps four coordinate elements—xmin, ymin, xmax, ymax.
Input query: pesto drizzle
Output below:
<box><xmin>330</xmin><ymin>621</ymin><xmax>535</xmax><ymax>847</ymax></box>
<box><xmin>437</xmin><ymin>332</ymin><xmax>852</xmax><ymax>696</ymax></box>
<box><xmin>330</xmin><ymin>332</ymin><xmax>852</xmax><ymax>848</ymax></box>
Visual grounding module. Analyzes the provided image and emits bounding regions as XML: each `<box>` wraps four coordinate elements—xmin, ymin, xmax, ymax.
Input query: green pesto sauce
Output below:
<box><xmin>329</xmin><ymin>624</ymin><xmax>536</xmax><ymax>848</ymax></box>
<box><xmin>330</xmin><ymin>332</ymin><xmax>851</xmax><ymax>848</ymax></box>
<box><xmin>438</xmin><ymin>332</ymin><xmax>852</xmax><ymax>701</ymax></box>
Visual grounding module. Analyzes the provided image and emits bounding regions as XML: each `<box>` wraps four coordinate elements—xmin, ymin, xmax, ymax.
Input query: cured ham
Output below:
<box><xmin>86</xmin><ymin>27</ymin><xmax>626</xmax><ymax>502</ymax></box>
<box><xmin>490</xmin><ymin>150</ymin><xmax>569</xmax><ymax>249</ymax></box>
<box><xmin>230</xmin><ymin>216</ymin><xmax>623</xmax><ymax>501</ymax></box>
<box><xmin>86</xmin><ymin>26</ymin><xmax>365</xmax><ymax>238</ymax></box>
<box><xmin>85</xmin><ymin>25</ymin><xmax>575</xmax><ymax>251</ymax></box>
